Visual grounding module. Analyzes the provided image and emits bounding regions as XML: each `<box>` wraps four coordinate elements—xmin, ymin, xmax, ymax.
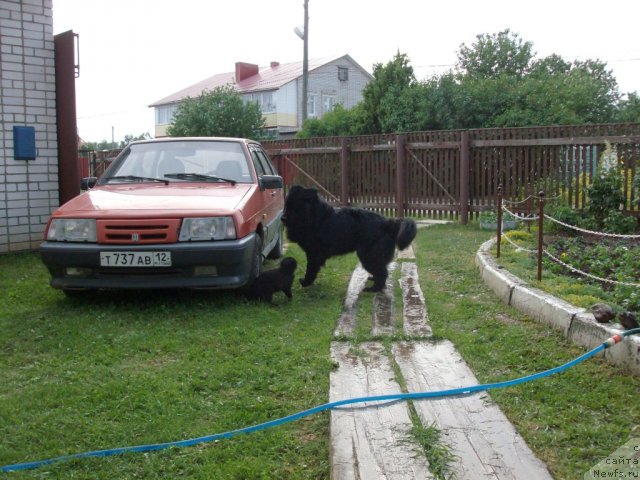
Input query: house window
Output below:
<box><xmin>246</xmin><ymin>91</ymin><xmax>276</xmax><ymax>113</ymax></box>
<box><xmin>156</xmin><ymin>104</ymin><xmax>178</xmax><ymax>125</ymax></box>
<box><xmin>338</xmin><ymin>67</ymin><xmax>348</xmax><ymax>81</ymax></box>
<box><xmin>307</xmin><ymin>93</ymin><xmax>318</xmax><ymax>117</ymax></box>
<box><xmin>322</xmin><ymin>95</ymin><xmax>336</xmax><ymax>114</ymax></box>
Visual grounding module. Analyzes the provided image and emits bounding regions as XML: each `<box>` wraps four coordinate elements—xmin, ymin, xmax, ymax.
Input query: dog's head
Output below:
<box><xmin>282</xmin><ymin>186</ymin><xmax>320</xmax><ymax>228</ymax></box>
<box><xmin>279</xmin><ymin>257</ymin><xmax>298</xmax><ymax>274</ymax></box>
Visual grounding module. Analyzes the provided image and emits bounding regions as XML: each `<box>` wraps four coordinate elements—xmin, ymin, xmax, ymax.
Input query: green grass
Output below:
<box><xmin>0</xmin><ymin>247</ymin><xmax>357</xmax><ymax>479</ymax></box>
<box><xmin>414</xmin><ymin>223</ymin><xmax>640</xmax><ymax>479</ymax></box>
<box><xmin>1</xmin><ymin>225</ymin><xmax>639</xmax><ymax>479</ymax></box>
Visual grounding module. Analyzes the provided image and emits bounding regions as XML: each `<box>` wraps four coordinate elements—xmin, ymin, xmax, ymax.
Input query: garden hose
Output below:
<box><xmin>2</xmin><ymin>328</ymin><xmax>639</xmax><ymax>473</ymax></box>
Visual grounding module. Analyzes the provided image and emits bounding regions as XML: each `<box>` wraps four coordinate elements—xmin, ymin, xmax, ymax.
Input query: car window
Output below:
<box><xmin>250</xmin><ymin>147</ymin><xmax>276</xmax><ymax>176</ymax></box>
<box><xmin>255</xmin><ymin>149</ymin><xmax>275</xmax><ymax>175</ymax></box>
<box><xmin>107</xmin><ymin>141</ymin><xmax>252</xmax><ymax>183</ymax></box>
<box><xmin>250</xmin><ymin>150</ymin><xmax>266</xmax><ymax>176</ymax></box>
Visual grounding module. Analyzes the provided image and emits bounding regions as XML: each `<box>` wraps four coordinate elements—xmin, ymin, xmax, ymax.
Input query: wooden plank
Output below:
<box><xmin>330</xmin><ymin>342</ymin><xmax>433</xmax><ymax>480</ymax></box>
<box><xmin>334</xmin><ymin>264</ymin><xmax>369</xmax><ymax>337</ymax></box>
<box><xmin>393</xmin><ymin>341</ymin><xmax>553</xmax><ymax>480</ymax></box>
<box><xmin>472</xmin><ymin>135</ymin><xmax>640</xmax><ymax>147</ymax></box>
<box><xmin>399</xmin><ymin>262</ymin><xmax>432</xmax><ymax>337</ymax></box>
<box><xmin>372</xmin><ymin>262</ymin><xmax>397</xmax><ymax>336</ymax></box>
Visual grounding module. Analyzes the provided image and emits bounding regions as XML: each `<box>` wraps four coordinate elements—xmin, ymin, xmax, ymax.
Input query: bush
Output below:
<box><xmin>545</xmin><ymin>204</ymin><xmax>581</xmax><ymax>235</ymax></box>
<box><xmin>584</xmin><ymin>142</ymin><xmax>625</xmax><ymax>229</ymax></box>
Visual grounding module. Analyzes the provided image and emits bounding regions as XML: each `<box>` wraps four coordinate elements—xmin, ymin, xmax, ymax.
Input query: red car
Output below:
<box><xmin>40</xmin><ymin>137</ymin><xmax>284</xmax><ymax>294</ymax></box>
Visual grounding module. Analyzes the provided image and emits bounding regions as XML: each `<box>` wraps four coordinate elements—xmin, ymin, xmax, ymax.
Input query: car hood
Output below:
<box><xmin>52</xmin><ymin>183</ymin><xmax>254</xmax><ymax>218</ymax></box>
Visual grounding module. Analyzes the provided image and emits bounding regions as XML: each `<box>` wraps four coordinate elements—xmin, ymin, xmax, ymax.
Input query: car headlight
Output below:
<box><xmin>47</xmin><ymin>219</ymin><xmax>97</xmax><ymax>242</ymax></box>
<box><xmin>179</xmin><ymin>217</ymin><xmax>236</xmax><ymax>241</ymax></box>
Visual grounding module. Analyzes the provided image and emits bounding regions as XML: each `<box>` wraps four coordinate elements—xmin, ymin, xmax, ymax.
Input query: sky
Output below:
<box><xmin>52</xmin><ymin>0</ymin><xmax>640</xmax><ymax>144</ymax></box>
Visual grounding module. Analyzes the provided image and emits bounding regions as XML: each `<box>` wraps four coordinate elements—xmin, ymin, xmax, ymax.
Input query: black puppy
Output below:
<box><xmin>282</xmin><ymin>186</ymin><xmax>417</xmax><ymax>292</ymax></box>
<box><xmin>244</xmin><ymin>257</ymin><xmax>297</xmax><ymax>302</ymax></box>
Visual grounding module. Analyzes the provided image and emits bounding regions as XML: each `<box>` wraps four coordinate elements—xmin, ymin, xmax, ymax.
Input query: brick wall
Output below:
<box><xmin>0</xmin><ymin>0</ymin><xmax>58</xmax><ymax>253</ymax></box>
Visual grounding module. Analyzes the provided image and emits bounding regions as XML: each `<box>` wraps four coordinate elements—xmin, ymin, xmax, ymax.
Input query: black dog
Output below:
<box><xmin>244</xmin><ymin>257</ymin><xmax>297</xmax><ymax>302</ymax></box>
<box><xmin>282</xmin><ymin>186</ymin><xmax>417</xmax><ymax>292</ymax></box>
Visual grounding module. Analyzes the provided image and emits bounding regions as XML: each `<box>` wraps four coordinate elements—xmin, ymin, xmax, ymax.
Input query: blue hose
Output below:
<box><xmin>2</xmin><ymin>329</ymin><xmax>638</xmax><ymax>473</ymax></box>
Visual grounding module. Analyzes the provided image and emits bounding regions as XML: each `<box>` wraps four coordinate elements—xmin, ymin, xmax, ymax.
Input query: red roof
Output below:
<box><xmin>150</xmin><ymin>55</ymin><xmax>350</xmax><ymax>107</ymax></box>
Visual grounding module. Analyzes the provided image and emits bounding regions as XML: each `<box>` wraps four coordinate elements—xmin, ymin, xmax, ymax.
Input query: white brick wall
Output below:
<box><xmin>0</xmin><ymin>0</ymin><xmax>58</xmax><ymax>253</ymax></box>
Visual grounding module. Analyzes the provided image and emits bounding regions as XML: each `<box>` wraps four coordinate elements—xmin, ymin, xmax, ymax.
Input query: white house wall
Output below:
<box><xmin>274</xmin><ymin>82</ymin><xmax>298</xmax><ymax>128</ymax></box>
<box><xmin>296</xmin><ymin>56</ymin><xmax>371</xmax><ymax>127</ymax></box>
<box><xmin>0</xmin><ymin>0</ymin><xmax>58</xmax><ymax>253</ymax></box>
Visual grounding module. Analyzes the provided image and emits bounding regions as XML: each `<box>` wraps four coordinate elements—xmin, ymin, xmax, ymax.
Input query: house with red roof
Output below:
<box><xmin>149</xmin><ymin>54</ymin><xmax>372</xmax><ymax>138</ymax></box>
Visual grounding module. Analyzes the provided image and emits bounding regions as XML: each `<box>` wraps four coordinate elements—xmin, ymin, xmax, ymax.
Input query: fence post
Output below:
<box><xmin>340</xmin><ymin>138</ymin><xmax>349</xmax><ymax>206</ymax></box>
<box><xmin>497</xmin><ymin>184</ymin><xmax>502</xmax><ymax>258</ymax></box>
<box><xmin>396</xmin><ymin>134</ymin><xmax>406</xmax><ymax>218</ymax></box>
<box><xmin>459</xmin><ymin>131</ymin><xmax>470</xmax><ymax>225</ymax></box>
<box><xmin>537</xmin><ymin>190</ymin><xmax>545</xmax><ymax>282</ymax></box>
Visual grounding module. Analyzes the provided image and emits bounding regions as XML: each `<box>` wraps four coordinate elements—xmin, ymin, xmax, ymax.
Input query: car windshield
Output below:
<box><xmin>104</xmin><ymin>141</ymin><xmax>252</xmax><ymax>184</ymax></box>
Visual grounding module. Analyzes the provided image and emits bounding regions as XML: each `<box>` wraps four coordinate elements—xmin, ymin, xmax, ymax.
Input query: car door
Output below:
<box><xmin>249</xmin><ymin>145</ymin><xmax>283</xmax><ymax>249</ymax></box>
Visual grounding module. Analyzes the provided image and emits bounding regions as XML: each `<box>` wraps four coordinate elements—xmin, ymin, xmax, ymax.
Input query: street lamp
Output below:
<box><xmin>294</xmin><ymin>0</ymin><xmax>309</xmax><ymax>123</ymax></box>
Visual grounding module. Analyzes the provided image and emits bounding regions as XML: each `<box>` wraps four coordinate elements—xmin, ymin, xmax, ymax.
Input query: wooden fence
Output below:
<box><xmin>263</xmin><ymin>123</ymin><xmax>640</xmax><ymax>223</ymax></box>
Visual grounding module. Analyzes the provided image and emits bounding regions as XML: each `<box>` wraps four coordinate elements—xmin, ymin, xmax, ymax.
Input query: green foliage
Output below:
<box><xmin>455</xmin><ymin>29</ymin><xmax>534</xmax><ymax>79</ymax></box>
<box><xmin>542</xmin><ymin>236</ymin><xmax>640</xmax><ymax>312</ymax></box>
<box><xmin>80</xmin><ymin>133</ymin><xmax>151</xmax><ymax>151</ymax></box>
<box><xmin>505</xmin><ymin>230</ymin><xmax>532</xmax><ymax>242</ymax></box>
<box><xmin>545</xmin><ymin>203</ymin><xmax>581</xmax><ymax>235</ymax></box>
<box><xmin>301</xmin><ymin>30</ymin><xmax>628</xmax><ymax>136</ymax></box>
<box><xmin>616</xmin><ymin>92</ymin><xmax>640</xmax><ymax>122</ymax></box>
<box><xmin>297</xmin><ymin>104</ymin><xmax>363</xmax><ymax>138</ymax></box>
<box><xmin>585</xmin><ymin>143</ymin><xmax>626</xmax><ymax>228</ymax></box>
<box><xmin>359</xmin><ymin>51</ymin><xmax>416</xmax><ymax>134</ymax></box>
<box><xmin>167</xmin><ymin>85</ymin><xmax>266</xmax><ymax>139</ymax></box>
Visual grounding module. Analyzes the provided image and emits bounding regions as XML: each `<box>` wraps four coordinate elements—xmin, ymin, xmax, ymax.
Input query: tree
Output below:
<box><xmin>359</xmin><ymin>52</ymin><xmax>416</xmax><ymax>133</ymax></box>
<box><xmin>290</xmin><ymin>31</ymin><xmax>630</xmax><ymax>137</ymax></box>
<box><xmin>120</xmin><ymin>133</ymin><xmax>152</xmax><ymax>147</ymax></box>
<box><xmin>166</xmin><ymin>85</ymin><xmax>265</xmax><ymax>138</ymax></box>
<box><xmin>616</xmin><ymin>92</ymin><xmax>640</xmax><ymax>122</ymax></box>
<box><xmin>80</xmin><ymin>133</ymin><xmax>150</xmax><ymax>151</ymax></box>
<box><xmin>449</xmin><ymin>31</ymin><xmax>620</xmax><ymax>128</ymax></box>
<box><xmin>456</xmin><ymin>29</ymin><xmax>534</xmax><ymax>79</ymax></box>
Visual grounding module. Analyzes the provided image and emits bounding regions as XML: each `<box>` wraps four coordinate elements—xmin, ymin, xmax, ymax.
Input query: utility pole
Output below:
<box><xmin>301</xmin><ymin>0</ymin><xmax>309</xmax><ymax>122</ymax></box>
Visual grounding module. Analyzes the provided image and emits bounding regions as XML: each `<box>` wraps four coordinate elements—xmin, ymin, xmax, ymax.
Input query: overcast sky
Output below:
<box><xmin>52</xmin><ymin>0</ymin><xmax>640</xmax><ymax>143</ymax></box>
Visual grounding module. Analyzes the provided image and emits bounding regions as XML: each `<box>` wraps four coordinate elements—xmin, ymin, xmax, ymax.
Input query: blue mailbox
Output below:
<box><xmin>13</xmin><ymin>126</ymin><xmax>36</xmax><ymax>160</ymax></box>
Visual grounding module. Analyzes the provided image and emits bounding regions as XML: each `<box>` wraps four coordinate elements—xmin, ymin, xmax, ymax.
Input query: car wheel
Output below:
<box><xmin>267</xmin><ymin>225</ymin><xmax>284</xmax><ymax>259</ymax></box>
<box><xmin>250</xmin><ymin>234</ymin><xmax>264</xmax><ymax>282</ymax></box>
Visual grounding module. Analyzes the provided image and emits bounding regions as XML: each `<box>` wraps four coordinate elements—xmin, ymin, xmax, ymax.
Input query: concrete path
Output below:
<box><xmin>329</xmin><ymin>240</ymin><xmax>553</xmax><ymax>479</ymax></box>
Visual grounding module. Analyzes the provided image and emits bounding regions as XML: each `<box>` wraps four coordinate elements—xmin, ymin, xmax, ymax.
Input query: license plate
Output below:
<box><xmin>99</xmin><ymin>251</ymin><xmax>172</xmax><ymax>267</ymax></box>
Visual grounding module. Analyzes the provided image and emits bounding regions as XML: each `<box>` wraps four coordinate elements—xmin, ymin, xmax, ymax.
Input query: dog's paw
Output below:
<box><xmin>299</xmin><ymin>278</ymin><xmax>313</xmax><ymax>287</ymax></box>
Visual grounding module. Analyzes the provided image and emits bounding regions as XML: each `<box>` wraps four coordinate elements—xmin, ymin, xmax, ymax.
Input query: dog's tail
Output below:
<box><xmin>394</xmin><ymin>218</ymin><xmax>417</xmax><ymax>250</ymax></box>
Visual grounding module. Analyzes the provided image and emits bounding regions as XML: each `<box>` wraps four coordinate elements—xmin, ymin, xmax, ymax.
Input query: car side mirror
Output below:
<box><xmin>259</xmin><ymin>175</ymin><xmax>283</xmax><ymax>190</ymax></box>
<box><xmin>81</xmin><ymin>177</ymin><xmax>98</xmax><ymax>190</ymax></box>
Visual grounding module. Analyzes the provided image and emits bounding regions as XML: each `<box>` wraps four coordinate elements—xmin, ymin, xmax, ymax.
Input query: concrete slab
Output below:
<box><xmin>509</xmin><ymin>284</ymin><xmax>584</xmax><ymax>335</ymax></box>
<box><xmin>393</xmin><ymin>341</ymin><xmax>553</xmax><ymax>480</ymax></box>
<box><xmin>330</xmin><ymin>342</ymin><xmax>433</xmax><ymax>479</ymax></box>
<box><xmin>476</xmin><ymin>240</ymin><xmax>527</xmax><ymax>305</ymax></box>
<box><xmin>568</xmin><ymin>313</ymin><xmax>640</xmax><ymax>375</ymax></box>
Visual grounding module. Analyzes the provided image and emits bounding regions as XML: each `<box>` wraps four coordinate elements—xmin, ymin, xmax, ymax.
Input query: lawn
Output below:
<box><xmin>1</xmin><ymin>247</ymin><xmax>357</xmax><ymax>479</ymax></box>
<box><xmin>1</xmin><ymin>224</ymin><xmax>639</xmax><ymax>479</ymax></box>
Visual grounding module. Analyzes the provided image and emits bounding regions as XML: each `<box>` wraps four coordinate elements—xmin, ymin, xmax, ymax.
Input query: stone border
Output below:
<box><xmin>476</xmin><ymin>238</ymin><xmax>640</xmax><ymax>375</ymax></box>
